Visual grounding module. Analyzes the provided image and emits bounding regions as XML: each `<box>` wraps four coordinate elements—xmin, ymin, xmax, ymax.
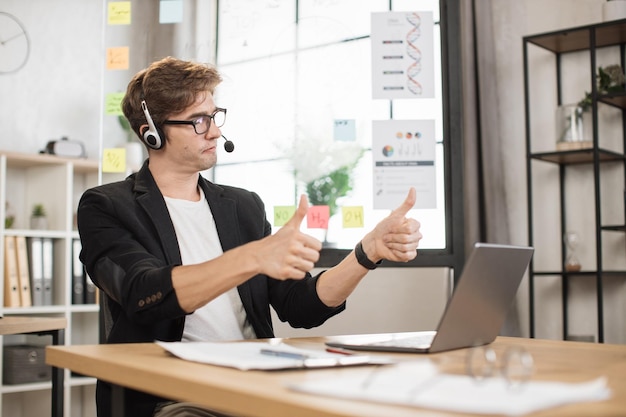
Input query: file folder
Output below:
<box><xmin>71</xmin><ymin>239</ymin><xmax>84</xmax><ymax>304</ymax></box>
<box><xmin>27</xmin><ymin>237</ymin><xmax>44</xmax><ymax>306</ymax></box>
<box><xmin>3</xmin><ymin>236</ymin><xmax>21</xmax><ymax>307</ymax></box>
<box><xmin>42</xmin><ymin>238</ymin><xmax>54</xmax><ymax>305</ymax></box>
<box><xmin>14</xmin><ymin>236</ymin><xmax>32</xmax><ymax>307</ymax></box>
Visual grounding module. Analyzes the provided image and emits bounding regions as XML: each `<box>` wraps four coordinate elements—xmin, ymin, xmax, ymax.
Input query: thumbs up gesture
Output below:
<box><xmin>361</xmin><ymin>187</ymin><xmax>422</xmax><ymax>264</ymax></box>
<box><xmin>256</xmin><ymin>195</ymin><xmax>322</xmax><ymax>280</ymax></box>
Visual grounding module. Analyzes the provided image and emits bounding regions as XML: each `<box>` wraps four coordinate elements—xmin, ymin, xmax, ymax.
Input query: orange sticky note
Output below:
<box><xmin>342</xmin><ymin>206</ymin><xmax>364</xmax><ymax>228</ymax></box>
<box><xmin>307</xmin><ymin>206</ymin><xmax>330</xmax><ymax>229</ymax></box>
<box><xmin>106</xmin><ymin>46</ymin><xmax>130</xmax><ymax>70</ymax></box>
<box><xmin>105</xmin><ymin>92</ymin><xmax>125</xmax><ymax>115</ymax></box>
<box><xmin>274</xmin><ymin>206</ymin><xmax>296</xmax><ymax>227</ymax></box>
<box><xmin>102</xmin><ymin>148</ymin><xmax>126</xmax><ymax>173</ymax></box>
<box><xmin>108</xmin><ymin>2</ymin><xmax>131</xmax><ymax>25</ymax></box>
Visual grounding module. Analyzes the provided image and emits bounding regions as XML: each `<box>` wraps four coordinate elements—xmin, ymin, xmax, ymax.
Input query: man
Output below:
<box><xmin>77</xmin><ymin>56</ymin><xmax>422</xmax><ymax>417</ymax></box>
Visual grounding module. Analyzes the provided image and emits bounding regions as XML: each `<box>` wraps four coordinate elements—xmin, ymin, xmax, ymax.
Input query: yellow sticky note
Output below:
<box><xmin>342</xmin><ymin>206</ymin><xmax>364</xmax><ymax>228</ymax></box>
<box><xmin>106</xmin><ymin>46</ymin><xmax>130</xmax><ymax>70</ymax></box>
<box><xmin>102</xmin><ymin>148</ymin><xmax>126</xmax><ymax>173</ymax></box>
<box><xmin>105</xmin><ymin>92</ymin><xmax>125</xmax><ymax>115</ymax></box>
<box><xmin>274</xmin><ymin>206</ymin><xmax>296</xmax><ymax>227</ymax></box>
<box><xmin>108</xmin><ymin>2</ymin><xmax>131</xmax><ymax>25</ymax></box>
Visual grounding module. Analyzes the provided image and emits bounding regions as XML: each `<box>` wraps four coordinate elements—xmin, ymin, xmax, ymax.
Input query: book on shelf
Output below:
<box><xmin>14</xmin><ymin>236</ymin><xmax>32</xmax><ymax>307</ymax></box>
<box><xmin>3</xmin><ymin>236</ymin><xmax>20</xmax><ymax>307</ymax></box>
<box><xmin>26</xmin><ymin>237</ymin><xmax>44</xmax><ymax>306</ymax></box>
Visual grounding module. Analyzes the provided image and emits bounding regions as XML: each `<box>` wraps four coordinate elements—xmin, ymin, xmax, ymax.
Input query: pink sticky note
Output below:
<box><xmin>307</xmin><ymin>206</ymin><xmax>330</xmax><ymax>229</ymax></box>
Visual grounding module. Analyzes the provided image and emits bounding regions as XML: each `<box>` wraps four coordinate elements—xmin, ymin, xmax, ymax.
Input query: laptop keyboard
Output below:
<box><xmin>368</xmin><ymin>333</ymin><xmax>435</xmax><ymax>348</ymax></box>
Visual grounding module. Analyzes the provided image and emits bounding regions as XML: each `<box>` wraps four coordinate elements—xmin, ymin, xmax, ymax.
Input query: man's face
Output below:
<box><xmin>160</xmin><ymin>92</ymin><xmax>222</xmax><ymax>173</ymax></box>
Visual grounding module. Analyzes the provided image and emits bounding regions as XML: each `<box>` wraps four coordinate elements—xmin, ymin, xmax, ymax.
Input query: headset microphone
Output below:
<box><xmin>222</xmin><ymin>135</ymin><xmax>235</xmax><ymax>153</ymax></box>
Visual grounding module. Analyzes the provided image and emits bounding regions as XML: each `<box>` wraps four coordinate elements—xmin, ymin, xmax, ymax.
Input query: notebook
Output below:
<box><xmin>325</xmin><ymin>242</ymin><xmax>534</xmax><ymax>354</ymax></box>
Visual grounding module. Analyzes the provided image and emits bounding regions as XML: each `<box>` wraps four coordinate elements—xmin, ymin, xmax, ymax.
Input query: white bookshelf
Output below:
<box><xmin>0</xmin><ymin>150</ymin><xmax>103</xmax><ymax>417</ymax></box>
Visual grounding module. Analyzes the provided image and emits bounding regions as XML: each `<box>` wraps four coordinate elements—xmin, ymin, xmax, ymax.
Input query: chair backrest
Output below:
<box><xmin>99</xmin><ymin>293</ymin><xmax>114</xmax><ymax>343</ymax></box>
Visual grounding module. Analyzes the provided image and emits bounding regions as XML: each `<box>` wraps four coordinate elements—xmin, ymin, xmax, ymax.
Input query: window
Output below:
<box><xmin>213</xmin><ymin>0</ymin><xmax>450</xmax><ymax>264</ymax></box>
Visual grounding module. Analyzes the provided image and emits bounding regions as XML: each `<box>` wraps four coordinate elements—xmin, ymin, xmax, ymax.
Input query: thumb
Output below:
<box><xmin>285</xmin><ymin>194</ymin><xmax>309</xmax><ymax>228</ymax></box>
<box><xmin>391</xmin><ymin>187</ymin><xmax>416</xmax><ymax>217</ymax></box>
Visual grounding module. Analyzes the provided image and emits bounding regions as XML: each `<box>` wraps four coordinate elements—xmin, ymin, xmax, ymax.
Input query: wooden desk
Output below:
<box><xmin>1</xmin><ymin>316</ymin><xmax>66</xmax><ymax>417</ymax></box>
<box><xmin>46</xmin><ymin>336</ymin><xmax>626</xmax><ymax>417</ymax></box>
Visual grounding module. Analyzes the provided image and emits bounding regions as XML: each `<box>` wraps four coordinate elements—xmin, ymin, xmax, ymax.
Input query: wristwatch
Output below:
<box><xmin>354</xmin><ymin>241</ymin><xmax>382</xmax><ymax>270</ymax></box>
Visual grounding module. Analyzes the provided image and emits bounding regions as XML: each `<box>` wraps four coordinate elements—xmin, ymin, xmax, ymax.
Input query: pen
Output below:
<box><xmin>325</xmin><ymin>347</ymin><xmax>354</xmax><ymax>355</ymax></box>
<box><xmin>260</xmin><ymin>348</ymin><xmax>310</xmax><ymax>360</ymax></box>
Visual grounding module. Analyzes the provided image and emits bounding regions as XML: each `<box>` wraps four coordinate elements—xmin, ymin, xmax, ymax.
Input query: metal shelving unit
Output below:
<box><xmin>523</xmin><ymin>19</ymin><xmax>626</xmax><ymax>343</ymax></box>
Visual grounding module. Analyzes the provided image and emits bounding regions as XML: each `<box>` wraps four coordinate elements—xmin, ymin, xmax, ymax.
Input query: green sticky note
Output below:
<box><xmin>274</xmin><ymin>206</ymin><xmax>296</xmax><ymax>227</ymax></box>
<box><xmin>105</xmin><ymin>92</ymin><xmax>125</xmax><ymax>115</ymax></box>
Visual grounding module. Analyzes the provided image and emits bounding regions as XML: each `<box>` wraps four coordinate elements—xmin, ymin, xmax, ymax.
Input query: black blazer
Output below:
<box><xmin>77</xmin><ymin>160</ymin><xmax>344</xmax><ymax>416</ymax></box>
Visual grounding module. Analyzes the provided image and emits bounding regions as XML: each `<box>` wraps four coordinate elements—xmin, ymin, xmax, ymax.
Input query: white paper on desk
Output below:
<box><xmin>156</xmin><ymin>341</ymin><xmax>391</xmax><ymax>371</ymax></box>
<box><xmin>288</xmin><ymin>361</ymin><xmax>611</xmax><ymax>416</ymax></box>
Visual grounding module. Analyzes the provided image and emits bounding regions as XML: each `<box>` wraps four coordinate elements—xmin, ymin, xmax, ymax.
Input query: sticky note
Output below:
<box><xmin>160</xmin><ymin>0</ymin><xmax>184</xmax><ymax>24</ymax></box>
<box><xmin>106</xmin><ymin>46</ymin><xmax>130</xmax><ymax>70</ymax></box>
<box><xmin>274</xmin><ymin>206</ymin><xmax>296</xmax><ymax>227</ymax></box>
<box><xmin>108</xmin><ymin>2</ymin><xmax>131</xmax><ymax>25</ymax></box>
<box><xmin>105</xmin><ymin>92</ymin><xmax>125</xmax><ymax>115</ymax></box>
<box><xmin>102</xmin><ymin>148</ymin><xmax>126</xmax><ymax>173</ymax></box>
<box><xmin>307</xmin><ymin>206</ymin><xmax>330</xmax><ymax>229</ymax></box>
<box><xmin>334</xmin><ymin>119</ymin><xmax>356</xmax><ymax>142</ymax></box>
<box><xmin>342</xmin><ymin>206</ymin><xmax>364</xmax><ymax>228</ymax></box>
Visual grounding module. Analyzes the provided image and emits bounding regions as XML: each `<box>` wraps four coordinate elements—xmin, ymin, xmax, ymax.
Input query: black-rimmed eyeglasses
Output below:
<box><xmin>162</xmin><ymin>108</ymin><xmax>227</xmax><ymax>135</ymax></box>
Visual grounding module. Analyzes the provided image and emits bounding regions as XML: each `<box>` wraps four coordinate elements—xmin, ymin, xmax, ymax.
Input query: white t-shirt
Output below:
<box><xmin>164</xmin><ymin>188</ymin><xmax>255</xmax><ymax>342</ymax></box>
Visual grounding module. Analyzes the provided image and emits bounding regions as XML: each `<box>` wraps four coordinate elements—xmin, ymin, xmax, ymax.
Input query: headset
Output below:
<box><xmin>140</xmin><ymin>99</ymin><xmax>235</xmax><ymax>152</ymax></box>
<box><xmin>140</xmin><ymin>100</ymin><xmax>164</xmax><ymax>150</ymax></box>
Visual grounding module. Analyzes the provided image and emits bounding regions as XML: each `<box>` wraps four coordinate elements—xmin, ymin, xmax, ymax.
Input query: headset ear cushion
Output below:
<box><xmin>141</xmin><ymin>126</ymin><xmax>162</xmax><ymax>149</ymax></box>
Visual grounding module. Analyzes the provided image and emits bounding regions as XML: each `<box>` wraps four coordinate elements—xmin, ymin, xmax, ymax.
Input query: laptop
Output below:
<box><xmin>325</xmin><ymin>242</ymin><xmax>534</xmax><ymax>354</ymax></box>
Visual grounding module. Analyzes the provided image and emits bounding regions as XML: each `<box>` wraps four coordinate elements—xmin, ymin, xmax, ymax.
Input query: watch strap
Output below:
<box><xmin>354</xmin><ymin>241</ymin><xmax>382</xmax><ymax>270</ymax></box>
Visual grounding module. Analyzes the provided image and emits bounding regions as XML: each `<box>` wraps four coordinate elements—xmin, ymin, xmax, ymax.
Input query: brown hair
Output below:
<box><xmin>121</xmin><ymin>56</ymin><xmax>222</xmax><ymax>142</ymax></box>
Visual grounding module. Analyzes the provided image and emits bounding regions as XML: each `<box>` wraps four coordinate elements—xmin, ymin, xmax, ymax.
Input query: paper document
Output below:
<box><xmin>288</xmin><ymin>361</ymin><xmax>611</xmax><ymax>415</ymax></box>
<box><xmin>156</xmin><ymin>341</ymin><xmax>392</xmax><ymax>371</ymax></box>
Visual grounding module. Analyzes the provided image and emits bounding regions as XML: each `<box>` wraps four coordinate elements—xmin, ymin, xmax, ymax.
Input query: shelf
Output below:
<box><xmin>533</xmin><ymin>270</ymin><xmax>626</xmax><ymax>276</ymax></box>
<box><xmin>602</xmin><ymin>225</ymin><xmax>626</xmax><ymax>232</ymax></box>
<box><xmin>2</xmin><ymin>306</ymin><xmax>68</xmax><ymax>315</ymax></box>
<box><xmin>69</xmin><ymin>376</ymin><xmax>97</xmax><ymax>387</ymax></box>
<box><xmin>529</xmin><ymin>148</ymin><xmax>625</xmax><ymax>165</ymax></box>
<box><xmin>525</xmin><ymin>19</ymin><xmax>626</xmax><ymax>53</ymax></box>
<box><xmin>0</xmin><ymin>150</ymin><xmax>99</xmax><ymax>173</ymax></box>
<box><xmin>0</xmin><ymin>150</ymin><xmax>102</xmax><ymax>414</ymax></box>
<box><xmin>1</xmin><ymin>381</ymin><xmax>51</xmax><ymax>394</ymax></box>
<box><xmin>601</xmin><ymin>92</ymin><xmax>626</xmax><ymax>109</ymax></box>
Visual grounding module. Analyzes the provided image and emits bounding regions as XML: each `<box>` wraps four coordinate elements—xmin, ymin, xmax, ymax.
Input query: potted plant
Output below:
<box><xmin>30</xmin><ymin>203</ymin><xmax>48</xmax><ymax>230</ymax></box>
<box><xmin>578</xmin><ymin>64</ymin><xmax>625</xmax><ymax>112</ymax></box>
<box><xmin>287</xmin><ymin>138</ymin><xmax>364</xmax><ymax>244</ymax></box>
<box><xmin>558</xmin><ymin>64</ymin><xmax>625</xmax><ymax>150</ymax></box>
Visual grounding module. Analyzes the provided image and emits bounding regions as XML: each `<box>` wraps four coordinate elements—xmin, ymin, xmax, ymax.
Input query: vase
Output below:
<box><xmin>603</xmin><ymin>1</ymin><xmax>626</xmax><ymax>21</ymax></box>
<box><xmin>556</xmin><ymin>104</ymin><xmax>591</xmax><ymax>150</ymax></box>
<box><xmin>30</xmin><ymin>216</ymin><xmax>48</xmax><ymax>230</ymax></box>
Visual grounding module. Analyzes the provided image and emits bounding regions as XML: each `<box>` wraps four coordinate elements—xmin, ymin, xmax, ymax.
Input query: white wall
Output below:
<box><xmin>0</xmin><ymin>0</ymin><xmax>104</xmax><ymax>159</ymax></box>
<box><xmin>273</xmin><ymin>267</ymin><xmax>450</xmax><ymax>338</ymax></box>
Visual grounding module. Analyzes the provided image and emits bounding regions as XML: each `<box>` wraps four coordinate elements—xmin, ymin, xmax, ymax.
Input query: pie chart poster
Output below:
<box><xmin>372</xmin><ymin>119</ymin><xmax>436</xmax><ymax>210</ymax></box>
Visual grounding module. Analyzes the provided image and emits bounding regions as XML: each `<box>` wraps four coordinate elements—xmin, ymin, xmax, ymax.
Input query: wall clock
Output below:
<box><xmin>0</xmin><ymin>12</ymin><xmax>30</xmax><ymax>74</ymax></box>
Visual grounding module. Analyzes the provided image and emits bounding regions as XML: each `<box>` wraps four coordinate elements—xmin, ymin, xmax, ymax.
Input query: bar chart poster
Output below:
<box><xmin>372</xmin><ymin>119</ymin><xmax>436</xmax><ymax>209</ymax></box>
<box><xmin>371</xmin><ymin>11</ymin><xmax>435</xmax><ymax>99</ymax></box>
